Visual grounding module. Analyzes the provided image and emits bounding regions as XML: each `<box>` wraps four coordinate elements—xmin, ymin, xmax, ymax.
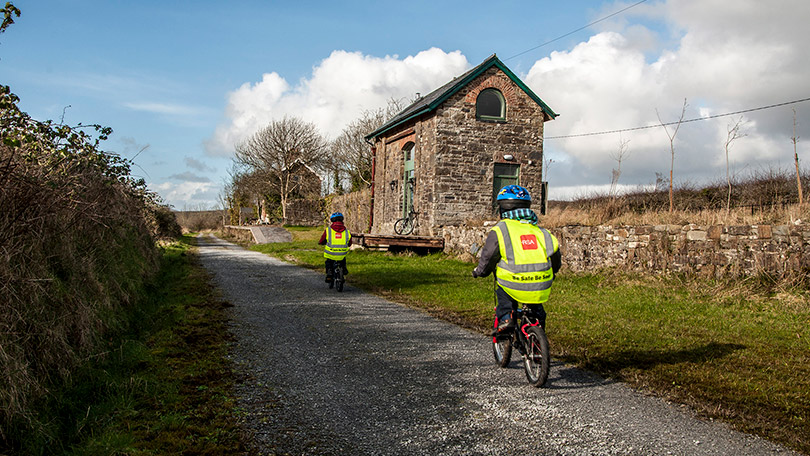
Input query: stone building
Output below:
<box><xmin>364</xmin><ymin>54</ymin><xmax>557</xmax><ymax>236</ymax></box>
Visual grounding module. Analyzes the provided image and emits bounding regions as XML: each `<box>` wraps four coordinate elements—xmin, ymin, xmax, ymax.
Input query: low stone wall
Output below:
<box><xmin>327</xmin><ymin>188</ymin><xmax>372</xmax><ymax>235</ymax></box>
<box><xmin>223</xmin><ymin>225</ymin><xmax>255</xmax><ymax>244</ymax></box>
<box><xmin>441</xmin><ymin>222</ymin><xmax>810</xmax><ymax>279</ymax></box>
<box><xmin>561</xmin><ymin>223</ymin><xmax>810</xmax><ymax>277</ymax></box>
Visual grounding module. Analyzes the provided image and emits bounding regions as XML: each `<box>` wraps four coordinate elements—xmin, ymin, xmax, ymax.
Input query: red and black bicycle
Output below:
<box><xmin>492</xmin><ymin>304</ymin><xmax>550</xmax><ymax>387</ymax></box>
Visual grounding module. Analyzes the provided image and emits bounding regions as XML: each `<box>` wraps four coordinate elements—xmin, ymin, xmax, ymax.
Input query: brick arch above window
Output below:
<box><xmin>464</xmin><ymin>73</ymin><xmax>519</xmax><ymax>106</ymax></box>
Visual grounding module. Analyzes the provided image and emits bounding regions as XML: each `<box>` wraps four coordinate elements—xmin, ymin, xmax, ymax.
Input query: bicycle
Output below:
<box><xmin>328</xmin><ymin>261</ymin><xmax>345</xmax><ymax>292</ymax></box>
<box><xmin>394</xmin><ymin>210</ymin><xmax>418</xmax><ymax>235</ymax></box>
<box><xmin>492</xmin><ymin>304</ymin><xmax>550</xmax><ymax>387</ymax></box>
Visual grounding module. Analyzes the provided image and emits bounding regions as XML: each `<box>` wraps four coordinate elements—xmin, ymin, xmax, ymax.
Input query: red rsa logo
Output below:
<box><xmin>520</xmin><ymin>234</ymin><xmax>538</xmax><ymax>250</ymax></box>
<box><xmin>335</xmin><ymin>233</ymin><xmax>342</xmax><ymax>239</ymax></box>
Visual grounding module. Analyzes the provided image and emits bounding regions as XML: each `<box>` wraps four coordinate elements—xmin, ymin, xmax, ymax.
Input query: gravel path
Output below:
<box><xmin>197</xmin><ymin>234</ymin><xmax>798</xmax><ymax>456</ymax></box>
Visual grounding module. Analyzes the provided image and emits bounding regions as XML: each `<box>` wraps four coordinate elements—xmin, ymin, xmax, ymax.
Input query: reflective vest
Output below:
<box><xmin>492</xmin><ymin>219</ymin><xmax>559</xmax><ymax>303</ymax></box>
<box><xmin>324</xmin><ymin>227</ymin><xmax>351</xmax><ymax>260</ymax></box>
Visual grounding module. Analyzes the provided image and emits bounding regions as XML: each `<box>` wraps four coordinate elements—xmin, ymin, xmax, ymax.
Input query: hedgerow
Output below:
<box><xmin>0</xmin><ymin>83</ymin><xmax>178</xmax><ymax>450</ymax></box>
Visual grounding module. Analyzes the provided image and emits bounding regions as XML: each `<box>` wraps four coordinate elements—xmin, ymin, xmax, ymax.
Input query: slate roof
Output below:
<box><xmin>365</xmin><ymin>54</ymin><xmax>558</xmax><ymax>141</ymax></box>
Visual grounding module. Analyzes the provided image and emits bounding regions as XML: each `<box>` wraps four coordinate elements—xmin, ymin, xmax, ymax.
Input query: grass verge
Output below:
<box><xmin>37</xmin><ymin>234</ymin><xmax>245</xmax><ymax>455</ymax></box>
<box><xmin>251</xmin><ymin>227</ymin><xmax>810</xmax><ymax>455</ymax></box>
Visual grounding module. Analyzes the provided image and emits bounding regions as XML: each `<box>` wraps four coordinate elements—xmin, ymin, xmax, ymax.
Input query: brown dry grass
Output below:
<box><xmin>175</xmin><ymin>209</ymin><xmax>225</xmax><ymax>232</ymax></box>
<box><xmin>543</xmin><ymin>201</ymin><xmax>810</xmax><ymax>228</ymax></box>
<box><xmin>544</xmin><ymin>171</ymin><xmax>810</xmax><ymax>228</ymax></box>
<box><xmin>0</xmin><ymin>85</ymin><xmax>172</xmax><ymax>450</ymax></box>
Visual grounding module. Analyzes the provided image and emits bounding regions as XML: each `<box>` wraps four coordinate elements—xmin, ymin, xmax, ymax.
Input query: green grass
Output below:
<box><xmin>41</xmin><ymin>234</ymin><xmax>245</xmax><ymax>455</ymax></box>
<box><xmin>251</xmin><ymin>227</ymin><xmax>810</xmax><ymax>455</ymax></box>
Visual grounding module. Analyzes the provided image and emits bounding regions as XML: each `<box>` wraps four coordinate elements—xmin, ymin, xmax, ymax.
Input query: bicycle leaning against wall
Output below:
<box><xmin>394</xmin><ymin>209</ymin><xmax>418</xmax><ymax>235</ymax></box>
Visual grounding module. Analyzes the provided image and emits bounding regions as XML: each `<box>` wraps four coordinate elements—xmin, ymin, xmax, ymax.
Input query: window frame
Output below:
<box><xmin>476</xmin><ymin>88</ymin><xmax>506</xmax><ymax>122</ymax></box>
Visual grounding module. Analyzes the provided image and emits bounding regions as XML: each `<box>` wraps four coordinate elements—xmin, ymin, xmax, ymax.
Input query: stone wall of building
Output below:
<box><xmin>441</xmin><ymin>222</ymin><xmax>810</xmax><ymax>279</ymax></box>
<box><xmin>431</xmin><ymin>66</ymin><xmax>547</xmax><ymax>228</ymax></box>
<box><xmin>328</xmin><ymin>188</ymin><xmax>372</xmax><ymax>235</ymax></box>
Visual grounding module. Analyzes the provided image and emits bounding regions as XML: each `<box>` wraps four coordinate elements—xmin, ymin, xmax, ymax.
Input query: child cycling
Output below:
<box><xmin>318</xmin><ymin>212</ymin><xmax>352</xmax><ymax>283</ymax></box>
<box><xmin>472</xmin><ymin>185</ymin><xmax>561</xmax><ymax>333</ymax></box>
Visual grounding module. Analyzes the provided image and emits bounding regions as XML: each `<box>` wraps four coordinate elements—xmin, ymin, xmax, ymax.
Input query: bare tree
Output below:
<box><xmin>724</xmin><ymin>116</ymin><xmax>746</xmax><ymax>213</ymax></box>
<box><xmin>233</xmin><ymin>116</ymin><xmax>328</xmax><ymax>223</ymax></box>
<box><xmin>331</xmin><ymin>98</ymin><xmax>407</xmax><ymax>192</ymax></box>
<box><xmin>792</xmin><ymin>108</ymin><xmax>803</xmax><ymax>205</ymax></box>
<box><xmin>542</xmin><ymin>157</ymin><xmax>554</xmax><ymax>182</ymax></box>
<box><xmin>217</xmin><ymin>178</ymin><xmax>232</xmax><ymax>226</ymax></box>
<box><xmin>609</xmin><ymin>135</ymin><xmax>630</xmax><ymax>198</ymax></box>
<box><xmin>656</xmin><ymin>98</ymin><xmax>688</xmax><ymax>212</ymax></box>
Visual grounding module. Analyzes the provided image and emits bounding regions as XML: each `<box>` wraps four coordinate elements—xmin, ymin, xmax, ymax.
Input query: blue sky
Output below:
<box><xmin>2</xmin><ymin>0</ymin><xmax>809</xmax><ymax>209</ymax></box>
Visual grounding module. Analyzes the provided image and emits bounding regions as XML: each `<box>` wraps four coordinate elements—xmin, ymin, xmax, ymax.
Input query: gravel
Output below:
<box><xmin>197</xmin><ymin>234</ymin><xmax>798</xmax><ymax>456</ymax></box>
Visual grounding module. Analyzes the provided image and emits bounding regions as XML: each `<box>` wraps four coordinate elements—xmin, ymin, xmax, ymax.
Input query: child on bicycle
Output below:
<box><xmin>472</xmin><ymin>185</ymin><xmax>561</xmax><ymax>333</ymax></box>
<box><xmin>318</xmin><ymin>212</ymin><xmax>352</xmax><ymax>283</ymax></box>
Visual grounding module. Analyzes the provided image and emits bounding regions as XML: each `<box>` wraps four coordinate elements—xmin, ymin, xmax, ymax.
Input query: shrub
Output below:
<box><xmin>0</xmin><ymin>85</ymin><xmax>164</xmax><ymax>449</ymax></box>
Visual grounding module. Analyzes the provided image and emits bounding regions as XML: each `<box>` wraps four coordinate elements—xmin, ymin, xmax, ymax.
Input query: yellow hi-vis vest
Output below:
<box><xmin>324</xmin><ymin>227</ymin><xmax>351</xmax><ymax>260</ymax></box>
<box><xmin>492</xmin><ymin>219</ymin><xmax>559</xmax><ymax>304</ymax></box>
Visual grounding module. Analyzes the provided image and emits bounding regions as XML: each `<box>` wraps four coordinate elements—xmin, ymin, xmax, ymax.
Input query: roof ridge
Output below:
<box><xmin>365</xmin><ymin>54</ymin><xmax>555</xmax><ymax>141</ymax></box>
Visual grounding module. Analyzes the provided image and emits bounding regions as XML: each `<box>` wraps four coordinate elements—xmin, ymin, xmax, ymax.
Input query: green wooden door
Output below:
<box><xmin>403</xmin><ymin>145</ymin><xmax>415</xmax><ymax>216</ymax></box>
<box><xmin>493</xmin><ymin>163</ymin><xmax>520</xmax><ymax>208</ymax></box>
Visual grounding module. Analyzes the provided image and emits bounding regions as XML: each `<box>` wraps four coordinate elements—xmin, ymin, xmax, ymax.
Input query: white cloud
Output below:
<box><xmin>153</xmin><ymin>181</ymin><xmax>220</xmax><ymax>210</ymax></box>
<box><xmin>205</xmin><ymin>48</ymin><xmax>470</xmax><ymax>157</ymax></box>
<box><xmin>525</xmin><ymin>0</ymin><xmax>810</xmax><ymax>195</ymax></box>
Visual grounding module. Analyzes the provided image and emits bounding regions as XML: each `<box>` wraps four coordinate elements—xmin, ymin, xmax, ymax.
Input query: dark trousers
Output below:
<box><xmin>496</xmin><ymin>285</ymin><xmax>546</xmax><ymax>328</ymax></box>
<box><xmin>325</xmin><ymin>259</ymin><xmax>347</xmax><ymax>277</ymax></box>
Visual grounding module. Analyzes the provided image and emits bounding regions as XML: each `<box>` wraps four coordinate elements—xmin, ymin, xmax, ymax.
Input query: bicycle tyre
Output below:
<box><xmin>402</xmin><ymin>218</ymin><xmax>414</xmax><ymax>235</ymax></box>
<box><xmin>492</xmin><ymin>318</ymin><xmax>512</xmax><ymax>367</ymax></box>
<box><xmin>334</xmin><ymin>266</ymin><xmax>344</xmax><ymax>292</ymax></box>
<box><xmin>523</xmin><ymin>326</ymin><xmax>550</xmax><ymax>387</ymax></box>
<box><xmin>493</xmin><ymin>335</ymin><xmax>512</xmax><ymax>367</ymax></box>
<box><xmin>394</xmin><ymin>217</ymin><xmax>413</xmax><ymax>235</ymax></box>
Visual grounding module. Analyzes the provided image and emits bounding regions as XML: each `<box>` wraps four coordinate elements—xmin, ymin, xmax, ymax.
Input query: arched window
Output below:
<box><xmin>476</xmin><ymin>88</ymin><xmax>506</xmax><ymax>121</ymax></box>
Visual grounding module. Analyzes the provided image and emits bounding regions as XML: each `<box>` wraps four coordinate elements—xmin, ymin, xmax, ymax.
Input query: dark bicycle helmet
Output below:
<box><xmin>329</xmin><ymin>212</ymin><xmax>344</xmax><ymax>222</ymax></box>
<box><xmin>496</xmin><ymin>185</ymin><xmax>532</xmax><ymax>212</ymax></box>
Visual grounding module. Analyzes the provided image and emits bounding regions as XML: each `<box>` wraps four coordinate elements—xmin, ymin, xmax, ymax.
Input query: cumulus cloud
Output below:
<box><xmin>525</xmin><ymin>0</ymin><xmax>810</xmax><ymax>197</ymax></box>
<box><xmin>154</xmin><ymin>181</ymin><xmax>219</xmax><ymax>210</ymax></box>
<box><xmin>205</xmin><ymin>48</ymin><xmax>470</xmax><ymax>157</ymax></box>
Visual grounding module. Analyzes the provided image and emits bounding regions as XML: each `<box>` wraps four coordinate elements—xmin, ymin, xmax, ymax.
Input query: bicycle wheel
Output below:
<box><xmin>492</xmin><ymin>319</ymin><xmax>512</xmax><ymax>367</ymax></box>
<box><xmin>523</xmin><ymin>326</ymin><xmax>550</xmax><ymax>387</ymax></box>
<box><xmin>401</xmin><ymin>217</ymin><xmax>414</xmax><ymax>235</ymax></box>
<box><xmin>334</xmin><ymin>266</ymin><xmax>344</xmax><ymax>292</ymax></box>
<box><xmin>394</xmin><ymin>217</ymin><xmax>413</xmax><ymax>235</ymax></box>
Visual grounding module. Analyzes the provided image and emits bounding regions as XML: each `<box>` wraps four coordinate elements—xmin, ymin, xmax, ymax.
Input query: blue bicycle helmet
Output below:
<box><xmin>329</xmin><ymin>212</ymin><xmax>344</xmax><ymax>222</ymax></box>
<box><xmin>496</xmin><ymin>185</ymin><xmax>532</xmax><ymax>212</ymax></box>
<box><xmin>496</xmin><ymin>185</ymin><xmax>531</xmax><ymax>202</ymax></box>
